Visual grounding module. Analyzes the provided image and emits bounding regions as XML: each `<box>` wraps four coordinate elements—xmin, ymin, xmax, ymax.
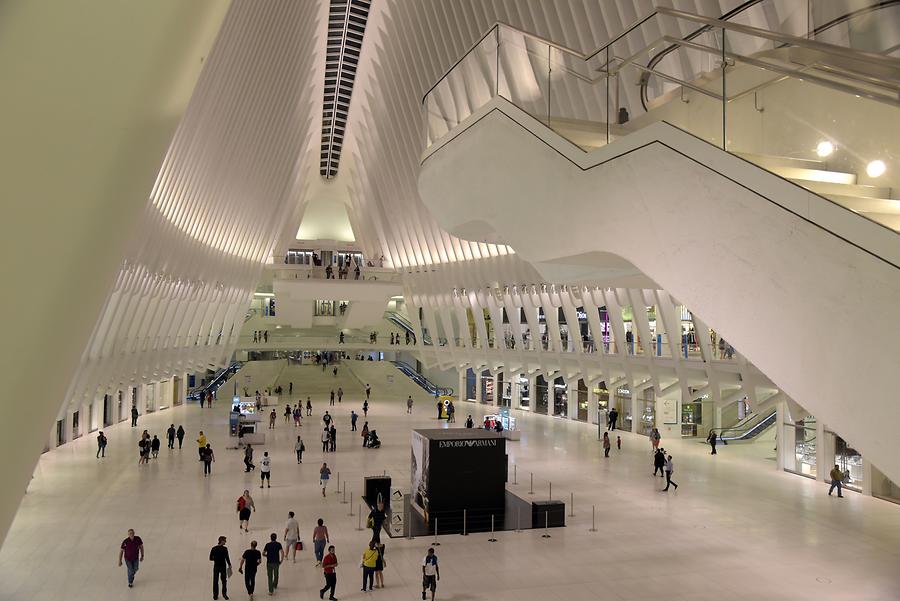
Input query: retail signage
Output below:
<box><xmin>437</xmin><ymin>439</ymin><xmax>499</xmax><ymax>448</ymax></box>
<box><xmin>661</xmin><ymin>399</ymin><xmax>678</xmax><ymax>424</ymax></box>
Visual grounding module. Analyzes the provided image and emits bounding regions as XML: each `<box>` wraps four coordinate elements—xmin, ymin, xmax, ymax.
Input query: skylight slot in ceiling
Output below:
<box><xmin>322</xmin><ymin>0</ymin><xmax>370</xmax><ymax>179</ymax></box>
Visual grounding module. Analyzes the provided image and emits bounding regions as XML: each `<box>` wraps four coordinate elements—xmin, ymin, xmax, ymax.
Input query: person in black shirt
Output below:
<box><xmin>209</xmin><ymin>536</ymin><xmax>231</xmax><ymax>600</ymax></box>
<box><xmin>176</xmin><ymin>425</ymin><xmax>185</xmax><ymax>448</ymax></box>
<box><xmin>166</xmin><ymin>424</ymin><xmax>176</xmax><ymax>449</ymax></box>
<box><xmin>263</xmin><ymin>533</ymin><xmax>284</xmax><ymax>595</ymax></box>
<box><xmin>239</xmin><ymin>540</ymin><xmax>262</xmax><ymax>599</ymax></box>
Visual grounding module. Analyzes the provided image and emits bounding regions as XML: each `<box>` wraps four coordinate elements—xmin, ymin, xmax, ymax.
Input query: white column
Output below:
<box><xmin>631</xmin><ymin>393</ymin><xmax>641</xmax><ymax>434</ymax></box>
<box><xmin>457</xmin><ymin>369</ymin><xmax>466</xmax><ymax>403</ymax></box>
<box><xmin>587</xmin><ymin>384</ymin><xmax>598</xmax><ymax>424</ymax></box>
<box><xmin>775</xmin><ymin>401</ymin><xmax>785</xmax><ymax>471</ymax></box>
<box><xmin>475</xmin><ymin>370</ymin><xmax>483</xmax><ymax>403</ymax></box>
<box><xmin>816</xmin><ymin>420</ymin><xmax>828</xmax><ymax>482</ymax></box>
<box><xmin>567</xmin><ymin>381</ymin><xmax>578</xmax><ymax>420</ymax></box>
<box><xmin>862</xmin><ymin>459</ymin><xmax>873</xmax><ymax>496</ymax></box>
<box><xmin>526</xmin><ymin>374</ymin><xmax>536</xmax><ymax>410</ymax></box>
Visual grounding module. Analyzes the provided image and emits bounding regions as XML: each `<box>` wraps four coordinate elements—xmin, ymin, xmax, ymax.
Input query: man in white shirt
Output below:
<box><xmin>663</xmin><ymin>454</ymin><xmax>678</xmax><ymax>491</ymax></box>
<box><xmin>283</xmin><ymin>511</ymin><xmax>300</xmax><ymax>562</ymax></box>
<box><xmin>260</xmin><ymin>452</ymin><xmax>272</xmax><ymax>488</ymax></box>
<box><xmin>421</xmin><ymin>547</ymin><xmax>439</xmax><ymax>601</ymax></box>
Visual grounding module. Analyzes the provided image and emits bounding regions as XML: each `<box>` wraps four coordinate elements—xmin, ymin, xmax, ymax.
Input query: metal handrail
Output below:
<box><xmin>424</xmin><ymin>7</ymin><xmax>900</xmax><ymax>107</ymax></box>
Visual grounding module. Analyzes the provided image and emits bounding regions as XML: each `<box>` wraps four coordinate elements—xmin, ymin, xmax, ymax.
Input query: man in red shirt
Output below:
<box><xmin>318</xmin><ymin>545</ymin><xmax>338</xmax><ymax>600</ymax></box>
<box><xmin>117</xmin><ymin>529</ymin><xmax>144</xmax><ymax>588</ymax></box>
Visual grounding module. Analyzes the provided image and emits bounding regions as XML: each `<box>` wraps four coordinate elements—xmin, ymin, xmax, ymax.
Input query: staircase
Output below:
<box><xmin>736</xmin><ymin>153</ymin><xmax>900</xmax><ymax>230</ymax></box>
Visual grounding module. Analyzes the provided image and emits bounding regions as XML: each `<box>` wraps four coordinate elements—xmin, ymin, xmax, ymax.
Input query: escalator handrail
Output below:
<box><xmin>641</xmin><ymin>0</ymin><xmax>900</xmax><ymax>110</ymax></box>
<box><xmin>392</xmin><ymin>361</ymin><xmax>453</xmax><ymax>396</ymax></box>
<box><xmin>187</xmin><ymin>362</ymin><xmax>242</xmax><ymax>400</ymax></box>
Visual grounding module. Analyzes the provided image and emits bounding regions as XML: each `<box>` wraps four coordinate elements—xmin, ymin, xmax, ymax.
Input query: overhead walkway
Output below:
<box><xmin>417</xmin><ymin>9</ymin><xmax>900</xmax><ymax>483</ymax></box>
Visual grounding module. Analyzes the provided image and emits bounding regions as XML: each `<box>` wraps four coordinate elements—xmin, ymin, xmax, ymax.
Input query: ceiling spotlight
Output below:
<box><xmin>866</xmin><ymin>160</ymin><xmax>886</xmax><ymax>178</ymax></box>
<box><xmin>815</xmin><ymin>141</ymin><xmax>834</xmax><ymax>158</ymax></box>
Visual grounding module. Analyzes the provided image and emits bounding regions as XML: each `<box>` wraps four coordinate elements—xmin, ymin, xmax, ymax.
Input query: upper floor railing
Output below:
<box><xmin>271</xmin><ymin>264</ymin><xmax>402</xmax><ymax>283</ymax></box>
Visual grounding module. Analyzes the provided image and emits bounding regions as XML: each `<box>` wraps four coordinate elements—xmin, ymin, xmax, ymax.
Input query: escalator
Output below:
<box><xmin>384</xmin><ymin>310</ymin><xmax>430</xmax><ymax>345</ymax></box>
<box><xmin>187</xmin><ymin>362</ymin><xmax>242</xmax><ymax>401</ymax></box>
<box><xmin>718</xmin><ymin>410</ymin><xmax>777</xmax><ymax>442</ymax></box>
<box><xmin>392</xmin><ymin>360</ymin><xmax>453</xmax><ymax>396</ymax></box>
<box><xmin>417</xmin><ymin>8</ymin><xmax>900</xmax><ymax>483</ymax></box>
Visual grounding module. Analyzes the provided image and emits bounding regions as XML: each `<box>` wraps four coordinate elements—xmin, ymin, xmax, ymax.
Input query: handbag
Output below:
<box><xmin>295</xmin><ymin>541</ymin><xmax>303</xmax><ymax>551</ymax></box>
<box><xmin>300</xmin><ymin>442</ymin><xmax>305</xmax><ymax>452</ymax></box>
<box><xmin>366</xmin><ymin>517</ymin><xmax>375</xmax><ymax>528</ymax></box>
<box><xmin>226</xmin><ymin>566</ymin><xmax>233</xmax><ymax>578</ymax></box>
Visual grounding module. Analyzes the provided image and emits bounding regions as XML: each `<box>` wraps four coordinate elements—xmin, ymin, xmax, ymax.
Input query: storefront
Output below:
<box><xmin>783</xmin><ymin>416</ymin><xmax>818</xmax><ymax>478</ymax></box>
<box><xmin>480</xmin><ymin>371</ymin><xmax>493</xmax><ymax>404</ymax></box>
<box><xmin>593</xmin><ymin>383</ymin><xmax>610</xmax><ymax>426</ymax></box>
<box><xmin>553</xmin><ymin>377</ymin><xmax>567</xmax><ymax>417</ymax></box>
<box><xmin>637</xmin><ymin>387</ymin><xmax>655</xmax><ymax>436</ymax></box>
<box><xmin>614</xmin><ymin>386</ymin><xmax>632</xmax><ymax>430</ymax></box>
<box><xmin>576</xmin><ymin>380</ymin><xmax>588</xmax><ymax>422</ymax></box>
<box><xmin>465</xmin><ymin>368</ymin><xmax>476</xmax><ymax>401</ymax></box>
<box><xmin>535</xmin><ymin>375</ymin><xmax>549</xmax><ymax>414</ymax></box>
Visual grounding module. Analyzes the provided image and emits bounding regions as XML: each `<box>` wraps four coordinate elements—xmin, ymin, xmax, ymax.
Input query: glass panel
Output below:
<box><xmin>425</xmin><ymin>28</ymin><xmax>498</xmax><ymax>147</ymax></box>
<box><xmin>546</xmin><ymin>42</ymin><xmax>609</xmax><ymax>150</ymax></box>
<box><xmin>552</xmin><ymin>377</ymin><xmax>567</xmax><ymax>417</ymax></box>
<box><xmin>535</xmin><ymin>376</ymin><xmax>549</xmax><ymax>415</ymax></box>
<box><xmin>835</xmin><ymin>436</ymin><xmax>863</xmax><ymax>492</ymax></box>
<box><xmin>576</xmin><ymin>380</ymin><xmax>588</xmax><ymax>421</ymax></box>
<box><xmin>498</xmin><ymin>26</ymin><xmax>551</xmax><ymax>124</ymax></box>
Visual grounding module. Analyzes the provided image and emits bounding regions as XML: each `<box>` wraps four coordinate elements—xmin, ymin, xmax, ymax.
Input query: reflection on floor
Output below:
<box><xmin>1</xmin><ymin>361</ymin><xmax>899</xmax><ymax>601</ymax></box>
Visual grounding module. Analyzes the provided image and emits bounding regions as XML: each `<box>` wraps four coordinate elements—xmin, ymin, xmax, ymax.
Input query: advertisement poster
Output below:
<box><xmin>661</xmin><ymin>398</ymin><xmax>678</xmax><ymax>424</ymax></box>
<box><xmin>410</xmin><ymin>431</ymin><xmax>429</xmax><ymax>519</ymax></box>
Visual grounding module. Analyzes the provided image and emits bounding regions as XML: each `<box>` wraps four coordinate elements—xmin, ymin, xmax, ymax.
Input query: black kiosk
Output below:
<box><xmin>411</xmin><ymin>429</ymin><xmax>507</xmax><ymax>534</ymax></box>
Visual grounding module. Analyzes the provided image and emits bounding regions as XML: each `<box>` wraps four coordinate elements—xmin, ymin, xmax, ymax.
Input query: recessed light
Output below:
<box><xmin>866</xmin><ymin>160</ymin><xmax>886</xmax><ymax>178</ymax></box>
<box><xmin>815</xmin><ymin>141</ymin><xmax>834</xmax><ymax>158</ymax></box>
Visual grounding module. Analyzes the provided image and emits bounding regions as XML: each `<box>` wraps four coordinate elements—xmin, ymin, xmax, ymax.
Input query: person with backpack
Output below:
<box><xmin>319</xmin><ymin>463</ymin><xmax>331</xmax><ymax>497</ymax></box>
<box><xmin>150</xmin><ymin>435</ymin><xmax>161</xmax><ymax>458</ymax></box>
<box><xmin>295</xmin><ymin>436</ymin><xmax>305</xmax><ymax>463</ymax></box>
<box><xmin>465</xmin><ymin>415</ymin><xmax>474</xmax><ymax>429</ymax></box>
<box><xmin>650</xmin><ymin>427</ymin><xmax>661</xmax><ymax>452</ymax></box>
<box><xmin>653</xmin><ymin>448</ymin><xmax>666</xmax><ymax>477</ymax></box>
<box><xmin>351</xmin><ymin>410</ymin><xmax>358</xmax><ymax>431</ymax></box>
<box><xmin>236</xmin><ymin>490</ymin><xmax>255</xmax><ymax>532</ymax></box>
<box><xmin>96</xmin><ymin>431</ymin><xmax>108</xmax><ymax>458</ymax></box>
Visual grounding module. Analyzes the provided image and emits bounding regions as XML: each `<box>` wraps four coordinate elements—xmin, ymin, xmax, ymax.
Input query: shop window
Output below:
<box><xmin>835</xmin><ymin>436</ymin><xmax>863</xmax><ymax>492</ymax></box>
<box><xmin>56</xmin><ymin>420</ymin><xmax>65</xmax><ymax>447</ymax></box>
<box><xmin>783</xmin><ymin>417</ymin><xmax>818</xmax><ymax>478</ymax></box>
<box><xmin>481</xmin><ymin>371</ymin><xmax>493</xmax><ymax>404</ymax></box>
<box><xmin>535</xmin><ymin>376</ymin><xmax>548</xmax><ymax>415</ymax></box>
<box><xmin>72</xmin><ymin>411</ymin><xmax>80</xmax><ymax>439</ymax></box>
<box><xmin>465</xmin><ymin>369</ymin><xmax>476</xmax><ymax>401</ymax></box>
<box><xmin>553</xmin><ymin>377</ymin><xmax>567</xmax><ymax>417</ymax></box>
<box><xmin>576</xmin><ymin>380</ymin><xmax>588</xmax><ymax>422</ymax></box>
<box><xmin>681</xmin><ymin>401</ymin><xmax>702</xmax><ymax>437</ymax></box>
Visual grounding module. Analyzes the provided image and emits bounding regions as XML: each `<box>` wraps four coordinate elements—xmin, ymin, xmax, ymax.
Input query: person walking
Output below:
<box><xmin>361</xmin><ymin>422</ymin><xmax>369</xmax><ymax>447</ymax></box>
<box><xmin>329</xmin><ymin>424</ymin><xmax>337</xmax><ymax>453</ymax></box>
<box><xmin>239</xmin><ymin>540</ymin><xmax>262</xmax><ymax>600</ymax></box>
<box><xmin>167</xmin><ymin>424</ymin><xmax>176</xmax><ymax>449</ymax></box>
<box><xmin>259</xmin><ymin>452</ymin><xmax>271</xmax><ymax>488</ymax></box>
<box><xmin>284</xmin><ymin>512</ymin><xmax>300</xmax><ymax>563</ymax></box>
<box><xmin>447</xmin><ymin>401</ymin><xmax>455</xmax><ymax>423</ymax></box>
<box><xmin>131</xmin><ymin>405</ymin><xmax>139</xmax><ymax>427</ymax></box>
<box><xmin>237</xmin><ymin>490</ymin><xmax>256</xmax><ymax>532</ymax></box>
<box><xmin>602</xmin><ymin>432</ymin><xmax>611</xmax><ymax>458</ymax></box>
<box><xmin>351</xmin><ymin>410</ymin><xmax>358</xmax><ymax>431</ymax></box>
<box><xmin>150</xmin><ymin>435</ymin><xmax>161</xmax><ymax>459</ymax></box>
<box><xmin>422</xmin><ymin>547</ymin><xmax>440</xmax><ymax>601</ymax></box>
<box><xmin>244</xmin><ymin>444</ymin><xmax>255</xmax><ymax>472</ymax></box>
<box><xmin>306</xmin><ymin>398</ymin><xmax>312</xmax><ymax>416</ymax></box>
<box><xmin>829</xmin><ymin>464</ymin><xmax>845</xmax><ymax>497</ymax></box>
<box><xmin>323</xmin><ymin>411</ymin><xmax>332</xmax><ymax>428</ymax></box>
<box><xmin>197</xmin><ymin>431</ymin><xmax>208</xmax><ymax>460</ymax></box>
<box><xmin>616</xmin><ymin>435</ymin><xmax>622</xmax><ymax>451</ymax></box>
<box><xmin>374</xmin><ymin>542</ymin><xmax>386</xmax><ymax>589</ymax></box>
<box><xmin>295</xmin><ymin>436</ymin><xmax>304</xmax><ymax>464</ymax></box>
<box><xmin>650</xmin><ymin>427</ymin><xmax>661</xmax><ymax>452</ymax></box>
<box><xmin>96</xmin><ymin>431</ymin><xmax>108</xmax><ymax>458</ymax></box>
<box><xmin>176</xmin><ymin>425</ymin><xmax>185</xmax><ymax>449</ymax></box>
<box><xmin>465</xmin><ymin>415</ymin><xmax>474</xmax><ymax>428</ymax></box>
<box><xmin>663</xmin><ymin>454</ymin><xmax>678</xmax><ymax>491</ymax></box>
<box><xmin>367</xmin><ymin>501</ymin><xmax>386</xmax><ymax>544</ymax></box>
<box><xmin>209</xmin><ymin>535</ymin><xmax>232</xmax><ymax>600</ymax></box>
<box><xmin>263</xmin><ymin>533</ymin><xmax>283</xmax><ymax>596</ymax></box>
<box><xmin>312</xmin><ymin>518</ymin><xmax>330</xmax><ymax>566</ymax></box>
<box><xmin>362</xmin><ymin>400</ymin><xmax>369</xmax><ymax>417</ymax></box>
<box><xmin>138</xmin><ymin>435</ymin><xmax>150</xmax><ymax>465</ymax></box>
<box><xmin>289</xmin><ymin>381</ymin><xmax>293</xmax><ymax>396</ymax></box>
<box><xmin>118</xmin><ymin>529</ymin><xmax>144</xmax><ymax>588</ymax></box>
<box><xmin>337</xmin><ymin>387</ymin><xmax>343</xmax><ymax>403</ymax></box>
<box><xmin>706</xmin><ymin>430</ymin><xmax>718</xmax><ymax>455</ymax></box>
<box><xmin>330</xmin><ymin>390</ymin><xmax>335</xmax><ymax>406</ymax></box>
<box><xmin>361</xmin><ymin>541</ymin><xmax>378</xmax><ymax>592</ymax></box>
<box><xmin>283</xmin><ymin>404</ymin><xmax>291</xmax><ymax>424</ymax></box>
<box><xmin>365</xmin><ymin>384</ymin><xmax>371</xmax><ymax>400</ymax></box>
<box><xmin>269</xmin><ymin>409</ymin><xmax>277</xmax><ymax>430</ymax></box>
<box><xmin>319</xmin><ymin>545</ymin><xmax>338</xmax><ymax>600</ymax></box>
<box><xmin>321</xmin><ymin>427</ymin><xmax>330</xmax><ymax>453</ymax></box>
<box><xmin>293</xmin><ymin>405</ymin><xmax>302</xmax><ymax>427</ymax></box>
<box><xmin>319</xmin><ymin>463</ymin><xmax>331</xmax><ymax>497</ymax></box>
<box><xmin>435</xmin><ymin>399</ymin><xmax>442</xmax><ymax>420</ymax></box>
<box><xmin>202</xmin><ymin>444</ymin><xmax>215</xmax><ymax>476</ymax></box>
<box><xmin>608</xmin><ymin>407</ymin><xmax>619</xmax><ymax>431</ymax></box>
<box><xmin>653</xmin><ymin>447</ymin><xmax>666</xmax><ymax>477</ymax></box>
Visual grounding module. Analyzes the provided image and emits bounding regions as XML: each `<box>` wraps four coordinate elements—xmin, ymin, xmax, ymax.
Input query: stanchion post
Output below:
<box><xmin>348</xmin><ymin>492</ymin><xmax>354</xmax><ymax>516</ymax></box>
<box><xmin>462</xmin><ymin>509</ymin><xmax>468</xmax><ymax>536</ymax></box>
<box><xmin>589</xmin><ymin>505</ymin><xmax>597</xmax><ymax>532</ymax></box>
<box><xmin>541</xmin><ymin>511</ymin><xmax>551</xmax><ymax>538</ymax></box>
<box><xmin>569</xmin><ymin>492</ymin><xmax>574</xmax><ymax>517</ymax></box>
<box><xmin>335</xmin><ymin>472</ymin><xmax>340</xmax><ymax>495</ymax></box>
<box><xmin>513</xmin><ymin>464</ymin><xmax>517</xmax><ymax>485</ymax></box>
<box><xmin>529</xmin><ymin>473</ymin><xmax>534</xmax><ymax>495</ymax></box>
<box><xmin>549</xmin><ymin>481</ymin><xmax>552</xmax><ymax>501</ymax></box>
<box><xmin>432</xmin><ymin>519</ymin><xmax>441</xmax><ymax>546</ymax></box>
<box><xmin>488</xmin><ymin>514</ymin><xmax>497</xmax><ymax>542</ymax></box>
<box><xmin>342</xmin><ymin>483</ymin><xmax>347</xmax><ymax>504</ymax></box>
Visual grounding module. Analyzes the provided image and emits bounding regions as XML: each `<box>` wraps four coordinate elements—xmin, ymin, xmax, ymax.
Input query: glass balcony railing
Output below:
<box><xmin>423</xmin><ymin>5</ymin><xmax>900</xmax><ymax>234</ymax></box>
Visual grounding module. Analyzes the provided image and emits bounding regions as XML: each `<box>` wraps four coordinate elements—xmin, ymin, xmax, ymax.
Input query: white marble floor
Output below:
<box><xmin>1</xmin><ymin>363</ymin><xmax>899</xmax><ymax>601</ymax></box>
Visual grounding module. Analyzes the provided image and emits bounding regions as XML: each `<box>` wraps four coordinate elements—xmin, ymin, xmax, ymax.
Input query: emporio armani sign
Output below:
<box><xmin>438</xmin><ymin>439</ymin><xmax>498</xmax><ymax>448</ymax></box>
